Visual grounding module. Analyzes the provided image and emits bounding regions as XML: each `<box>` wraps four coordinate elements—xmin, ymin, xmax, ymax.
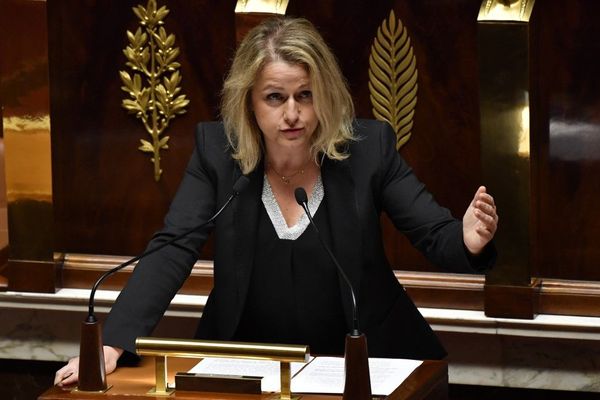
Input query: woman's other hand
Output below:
<box><xmin>54</xmin><ymin>346</ymin><xmax>123</xmax><ymax>387</ymax></box>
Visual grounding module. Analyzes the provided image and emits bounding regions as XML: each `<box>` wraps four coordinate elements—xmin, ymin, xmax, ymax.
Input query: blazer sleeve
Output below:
<box><xmin>103</xmin><ymin>123</ymin><xmax>219</xmax><ymax>355</ymax></box>
<box><xmin>376</xmin><ymin>121</ymin><xmax>495</xmax><ymax>272</ymax></box>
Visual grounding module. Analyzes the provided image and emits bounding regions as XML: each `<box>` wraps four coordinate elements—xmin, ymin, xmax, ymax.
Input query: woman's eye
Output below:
<box><xmin>297</xmin><ymin>91</ymin><xmax>312</xmax><ymax>102</ymax></box>
<box><xmin>266</xmin><ymin>93</ymin><xmax>284</xmax><ymax>102</ymax></box>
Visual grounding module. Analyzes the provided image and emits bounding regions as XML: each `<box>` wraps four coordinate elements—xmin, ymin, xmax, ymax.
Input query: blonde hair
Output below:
<box><xmin>221</xmin><ymin>17</ymin><xmax>355</xmax><ymax>174</ymax></box>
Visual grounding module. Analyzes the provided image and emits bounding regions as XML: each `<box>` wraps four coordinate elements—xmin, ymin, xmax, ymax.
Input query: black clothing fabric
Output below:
<box><xmin>233</xmin><ymin>199</ymin><xmax>347</xmax><ymax>355</ymax></box>
<box><xmin>103</xmin><ymin>119</ymin><xmax>496</xmax><ymax>361</ymax></box>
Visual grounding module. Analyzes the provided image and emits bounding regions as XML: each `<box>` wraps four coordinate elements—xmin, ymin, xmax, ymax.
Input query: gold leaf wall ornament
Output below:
<box><xmin>120</xmin><ymin>0</ymin><xmax>189</xmax><ymax>181</ymax></box>
<box><xmin>368</xmin><ymin>10</ymin><xmax>418</xmax><ymax>149</ymax></box>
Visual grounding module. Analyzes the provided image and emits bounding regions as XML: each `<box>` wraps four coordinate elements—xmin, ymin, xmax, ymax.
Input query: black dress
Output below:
<box><xmin>233</xmin><ymin>200</ymin><xmax>348</xmax><ymax>355</ymax></box>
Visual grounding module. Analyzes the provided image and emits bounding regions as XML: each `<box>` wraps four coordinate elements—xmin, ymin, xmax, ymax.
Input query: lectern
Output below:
<box><xmin>39</xmin><ymin>357</ymin><xmax>447</xmax><ymax>400</ymax></box>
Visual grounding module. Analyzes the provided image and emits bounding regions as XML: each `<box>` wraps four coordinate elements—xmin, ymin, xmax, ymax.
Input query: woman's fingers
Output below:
<box><xmin>54</xmin><ymin>358</ymin><xmax>79</xmax><ymax>387</ymax></box>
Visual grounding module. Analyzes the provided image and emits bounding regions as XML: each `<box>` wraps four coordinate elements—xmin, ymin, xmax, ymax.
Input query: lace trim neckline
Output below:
<box><xmin>261</xmin><ymin>174</ymin><xmax>324</xmax><ymax>240</ymax></box>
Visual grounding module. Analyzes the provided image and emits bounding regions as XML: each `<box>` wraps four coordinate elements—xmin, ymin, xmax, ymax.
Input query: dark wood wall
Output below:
<box><xmin>532</xmin><ymin>1</ymin><xmax>600</xmax><ymax>280</ymax></box>
<box><xmin>3</xmin><ymin>0</ymin><xmax>600</xmax><ymax>298</ymax></box>
<box><xmin>48</xmin><ymin>0</ymin><xmax>236</xmax><ymax>258</ymax></box>
<box><xmin>48</xmin><ymin>0</ymin><xmax>485</xmax><ymax>272</ymax></box>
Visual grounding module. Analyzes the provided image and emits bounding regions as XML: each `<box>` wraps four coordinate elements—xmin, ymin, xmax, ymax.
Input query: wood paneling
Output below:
<box><xmin>0</xmin><ymin>0</ymin><xmax>57</xmax><ymax>292</ymax></box>
<box><xmin>47</xmin><ymin>0</ymin><xmax>485</xmax><ymax>273</ymax></box>
<box><xmin>288</xmin><ymin>0</ymin><xmax>485</xmax><ymax>271</ymax></box>
<box><xmin>61</xmin><ymin>254</ymin><xmax>600</xmax><ymax>317</ymax></box>
<box><xmin>48</xmin><ymin>0</ymin><xmax>235</xmax><ymax>257</ymax></box>
<box><xmin>532</xmin><ymin>1</ymin><xmax>600</xmax><ymax>280</ymax></box>
<box><xmin>2</xmin><ymin>0</ymin><xmax>598</xmax><ymax>311</ymax></box>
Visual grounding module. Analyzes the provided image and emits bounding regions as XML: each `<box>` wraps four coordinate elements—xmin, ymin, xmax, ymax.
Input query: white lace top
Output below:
<box><xmin>261</xmin><ymin>174</ymin><xmax>324</xmax><ymax>240</ymax></box>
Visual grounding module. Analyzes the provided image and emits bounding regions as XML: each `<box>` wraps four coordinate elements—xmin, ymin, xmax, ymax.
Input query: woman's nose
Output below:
<box><xmin>283</xmin><ymin>99</ymin><xmax>299</xmax><ymax>124</ymax></box>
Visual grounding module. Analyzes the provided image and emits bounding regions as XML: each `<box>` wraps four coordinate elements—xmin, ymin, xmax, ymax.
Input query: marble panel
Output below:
<box><xmin>440</xmin><ymin>331</ymin><xmax>600</xmax><ymax>393</ymax></box>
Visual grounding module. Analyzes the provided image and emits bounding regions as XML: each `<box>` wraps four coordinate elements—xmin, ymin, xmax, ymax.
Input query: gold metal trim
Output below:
<box><xmin>478</xmin><ymin>0</ymin><xmax>535</xmax><ymax>22</ymax></box>
<box><xmin>71</xmin><ymin>385</ymin><xmax>113</xmax><ymax>394</ymax></box>
<box><xmin>136</xmin><ymin>337</ymin><xmax>309</xmax><ymax>362</ymax></box>
<box><xmin>120</xmin><ymin>0</ymin><xmax>189</xmax><ymax>182</ymax></box>
<box><xmin>280</xmin><ymin>361</ymin><xmax>292</xmax><ymax>400</ymax></box>
<box><xmin>146</xmin><ymin>355</ymin><xmax>174</xmax><ymax>396</ymax></box>
<box><xmin>368</xmin><ymin>9</ymin><xmax>418</xmax><ymax>150</ymax></box>
<box><xmin>3</xmin><ymin>115</ymin><xmax>53</xmax><ymax>203</ymax></box>
<box><xmin>235</xmin><ymin>0</ymin><xmax>289</xmax><ymax>15</ymax></box>
<box><xmin>136</xmin><ymin>337</ymin><xmax>308</xmax><ymax>398</ymax></box>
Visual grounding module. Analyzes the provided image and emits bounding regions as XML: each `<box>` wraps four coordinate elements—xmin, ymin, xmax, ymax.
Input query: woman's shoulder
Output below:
<box><xmin>191</xmin><ymin>121</ymin><xmax>236</xmax><ymax>173</ymax></box>
<box><xmin>352</xmin><ymin>118</ymin><xmax>390</xmax><ymax>132</ymax></box>
<box><xmin>195</xmin><ymin>121</ymin><xmax>226</xmax><ymax>138</ymax></box>
<box><xmin>194</xmin><ymin>121</ymin><xmax>230</xmax><ymax>149</ymax></box>
<box><xmin>349</xmin><ymin>119</ymin><xmax>396</xmax><ymax>150</ymax></box>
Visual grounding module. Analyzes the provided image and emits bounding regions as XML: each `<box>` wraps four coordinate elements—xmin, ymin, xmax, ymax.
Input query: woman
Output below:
<box><xmin>55</xmin><ymin>17</ymin><xmax>497</xmax><ymax>386</ymax></box>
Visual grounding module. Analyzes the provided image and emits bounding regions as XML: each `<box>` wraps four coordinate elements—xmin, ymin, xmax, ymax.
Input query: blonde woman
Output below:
<box><xmin>56</xmin><ymin>17</ymin><xmax>497</xmax><ymax>386</ymax></box>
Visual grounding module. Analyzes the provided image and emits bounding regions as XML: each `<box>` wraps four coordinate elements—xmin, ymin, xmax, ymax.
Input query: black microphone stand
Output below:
<box><xmin>77</xmin><ymin>176</ymin><xmax>249</xmax><ymax>392</ymax></box>
<box><xmin>294</xmin><ymin>188</ymin><xmax>371</xmax><ymax>400</ymax></box>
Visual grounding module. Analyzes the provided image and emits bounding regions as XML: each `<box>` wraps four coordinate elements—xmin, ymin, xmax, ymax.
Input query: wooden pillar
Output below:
<box><xmin>478</xmin><ymin>0</ymin><xmax>540</xmax><ymax>318</ymax></box>
<box><xmin>0</xmin><ymin>0</ymin><xmax>57</xmax><ymax>292</ymax></box>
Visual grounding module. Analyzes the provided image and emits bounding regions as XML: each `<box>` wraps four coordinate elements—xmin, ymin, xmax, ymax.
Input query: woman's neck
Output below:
<box><xmin>264</xmin><ymin>148</ymin><xmax>320</xmax><ymax>227</ymax></box>
<box><xmin>264</xmin><ymin>146</ymin><xmax>319</xmax><ymax>188</ymax></box>
<box><xmin>265</xmin><ymin>148</ymin><xmax>311</xmax><ymax>174</ymax></box>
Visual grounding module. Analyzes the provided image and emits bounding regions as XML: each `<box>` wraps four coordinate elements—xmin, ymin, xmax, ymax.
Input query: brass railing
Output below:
<box><xmin>136</xmin><ymin>337</ymin><xmax>309</xmax><ymax>399</ymax></box>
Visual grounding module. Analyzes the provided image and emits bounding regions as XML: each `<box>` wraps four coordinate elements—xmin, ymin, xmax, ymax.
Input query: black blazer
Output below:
<box><xmin>104</xmin><ymin>119</ymin><xmax>492</xmax><ymax>360</ymax></box>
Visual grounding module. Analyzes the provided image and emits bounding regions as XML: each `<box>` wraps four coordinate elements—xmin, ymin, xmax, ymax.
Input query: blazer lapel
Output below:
<box><xmin>232</xmin><ymin>161</ymin><xmax>264</xmax><ymax>315</ymax></box>
<box><xmin>321</xmin><ymin>157</ymin><xmax>363</xmax><ymax>330</ymax></box>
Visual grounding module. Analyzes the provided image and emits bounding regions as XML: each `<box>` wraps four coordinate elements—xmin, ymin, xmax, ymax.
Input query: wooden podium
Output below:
<box><xmin>39</xmin><ymin>357</ymin><xmax>447</xmax><ymax>400</ymax></box>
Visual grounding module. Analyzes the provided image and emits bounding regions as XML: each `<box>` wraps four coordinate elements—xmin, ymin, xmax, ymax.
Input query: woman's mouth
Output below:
<box><xmin>281</xmin><ymin>128</ymin><xmax>304</xmax><ymax>138</ymax></box>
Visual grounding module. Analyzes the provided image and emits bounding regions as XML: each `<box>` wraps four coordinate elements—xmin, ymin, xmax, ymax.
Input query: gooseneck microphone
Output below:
<box><xmin>295</xmin><ymin>186</ymin><xmax>372</xmax><ymax>400</ymax></box>
<box><xmin>86</xmin><ymin>175</ymin><xmax>250</xmax><ymax>323</ymax></box>
<box><xmin>294</xmin><ymin>187</ymin><xmax>360</xmax><ymax>335</ymax></box>
<box><xmin>78</xmin><ymin>175</ymin><xmax>249</xmax><ymax>392</ymax></box>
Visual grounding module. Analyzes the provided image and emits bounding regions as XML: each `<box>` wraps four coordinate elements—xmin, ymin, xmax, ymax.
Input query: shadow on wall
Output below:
<box><xmin>0</xmin><ymin>359</ymin><xmax>64</xmax><ymax>400</ymax></box>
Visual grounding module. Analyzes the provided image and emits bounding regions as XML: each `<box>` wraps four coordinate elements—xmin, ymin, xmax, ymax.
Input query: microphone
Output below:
<box><xmin>86</xmin><ymin>175</ymin><xmax>250</xmax><ymax>323</ymax></box>
<box><xmin>294</xmin><ymin>187</ymin><xmax>360</xmax><ymax>336</ymax></box>
<box><xmin>294</xmin><ymin>187</ymin><xmax>371</xmax><ymax>400</ymax></box>
<box><xmin>77</xmin><ymin>175</ymin><xmax>250</xmax><ymax>392</ymax></box>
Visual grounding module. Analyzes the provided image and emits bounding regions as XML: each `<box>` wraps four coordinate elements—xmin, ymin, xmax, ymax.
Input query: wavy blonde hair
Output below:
<box><xmin>221</xmin><ymin>17</ymin><xmax>355</xmax><ymax>174</ymax></box>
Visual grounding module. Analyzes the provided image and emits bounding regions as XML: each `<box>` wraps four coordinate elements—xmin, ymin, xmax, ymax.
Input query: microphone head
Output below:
<box><xmin>294</xmin><ymin>187</ymin><xmax>308</xmax><ymax>205</ymax></box>
<box><xmin>233</xmin><ymin>176</ymin><xmax>250</xmax><ymax>195</ymax></box>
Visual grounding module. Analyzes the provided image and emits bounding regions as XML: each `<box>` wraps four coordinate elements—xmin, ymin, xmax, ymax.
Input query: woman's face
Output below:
<box><xmin>251</xmin><ymin>61</ymin><xmax>318</xmax><ymax>155</ymax></box>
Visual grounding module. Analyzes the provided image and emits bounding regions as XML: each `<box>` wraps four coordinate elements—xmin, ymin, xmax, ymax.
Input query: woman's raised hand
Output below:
<box><xmin>463</xmin><ymin>186</ymin><xmax>498</xmax><ymax>255</ymax></box>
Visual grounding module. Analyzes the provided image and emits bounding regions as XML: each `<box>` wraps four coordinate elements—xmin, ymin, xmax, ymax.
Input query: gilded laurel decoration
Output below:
<box><xmin>119</xmin><ymin>0</ymin><xmax>189</xmax><ymax>181</ymax></box>
<box><xmin>368</xmin><ymin>10</ymin><xmax>418</xmax><ymax>149</ymax></box>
